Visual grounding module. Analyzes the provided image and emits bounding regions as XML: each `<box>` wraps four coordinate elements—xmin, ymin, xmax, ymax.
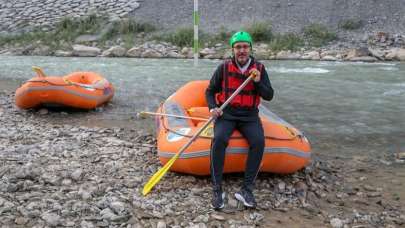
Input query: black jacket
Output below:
<box><xmin>205</xmin><ymin>57</ymin><xmax>274</xmax><ymax>121</ymax></box>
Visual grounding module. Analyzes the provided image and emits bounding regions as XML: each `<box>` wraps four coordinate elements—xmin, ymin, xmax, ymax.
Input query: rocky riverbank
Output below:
<box><xmin>1</xmin><ymin>88</ymin><xmax>404</xmax><ymax>227</ymax></box>
<box><xmin>2</xmin><ymin>0</ymin><xmax>405</xmax><ymax>63</ymax></box>
<box><xmin>1</xmin><ymin>35</ymin><xmax>405</xmax><ymax>62</ymax></box>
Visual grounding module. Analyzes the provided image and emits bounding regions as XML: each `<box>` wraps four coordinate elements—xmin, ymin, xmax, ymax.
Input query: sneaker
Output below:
<box><xmin>234</xmin><ymin>188</ymin><xmax>256</xmax><ymax>208</ymax></box>
<box><xmin>211</xmin><ymin>190</ymin><xmax>225</xmax><ymax>210</ymax></box>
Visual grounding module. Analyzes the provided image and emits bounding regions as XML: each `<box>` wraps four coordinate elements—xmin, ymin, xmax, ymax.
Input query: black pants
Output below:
<box><xmin>210</xmin><ymin>117</ymin><xmax>265</xmax><ymax>191</ymax></box>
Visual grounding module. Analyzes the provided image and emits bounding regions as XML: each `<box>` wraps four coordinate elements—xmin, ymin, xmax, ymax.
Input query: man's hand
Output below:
<box><xmin>249</xmin><ymin>68</ymin><xmax>261</xmax><ymax>82</ymax></box>
<box><xmin>210</xmin><ymin>108</ymin><xmax>223</xmax><ymax>118</ymax></box>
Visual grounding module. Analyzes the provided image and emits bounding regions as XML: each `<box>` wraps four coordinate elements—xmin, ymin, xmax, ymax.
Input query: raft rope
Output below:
<box><xmin>24</xmin><ymin>77</ymin><xmax>107</xmax><ymax>90</ymax></box>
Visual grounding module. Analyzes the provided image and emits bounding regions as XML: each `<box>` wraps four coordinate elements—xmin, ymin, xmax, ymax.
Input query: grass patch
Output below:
<box><xmin>203</xmin><ymin>26</ymin><xmax>233</xmax><ymax>47</ymax></box>
<box><xmin>303</xmin><ymin>23</ymin><xmax>337</xmax><ymax>47</ymax></box>
<box><xmin>269</xmin><ymin>33</ymin><xmax>303</xmax><ymax>51</ymax></box>
<box><xmin>245</xmin><ymin>22</ymin><xmax>273</xmax><ymax>42</ymax></box>
<box><xmin>54</xmin><ymin>14</ymin><xmax>105</xmax><ymax>41</ymax></box>
<box><xmin>0</xmin><ymin>14</ymin><xmax>106</xmax><ymax>47</ymax></box>
<box><xmin>0</xmin><ymin>29</ymin><xmax>47</xmax><ymax>46</ymax></box>
<box><xmin>154</xmin><ymin>27</ymin><xmax>195</xmax><ymax>47</ymax></box>
<box><xmin>339</xmin><ymin>19</ymin><xmax>363</xmax><ymax>30</ymax></box>
<box><xmin>0</xmin><ymin>15</ymin><xmax>155</xmax><ymax>48</ymax></box>
<box><xmin>101</xmin><ymin>18</ymin><xmax>155</xmax><ymax>40</ymax></box>
<box><xmin>121</xmin><ymin>33</ymin><xmax>137</xmax><ymax>49</ymax></box>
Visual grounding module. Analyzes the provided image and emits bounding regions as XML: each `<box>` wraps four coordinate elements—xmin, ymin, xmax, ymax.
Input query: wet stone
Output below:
<box><xmin>211</xmin><ymin>213</ymin><xmax>225</xmax><ymax>221</ymax></box>
<box><xmin>71</xmin><ymin>169</ymin><xmax>84</xmax><ymax>181</ymax></box>
<box><xmin>157</xmin><ymin>220</ymin><xmax>166</xmax><ymax>228</ymax></box>
<box><xmin>38</xmin><ymin>108</ymin><xmax>48</xmax><ymax>115</ymax></box>
<box><xmin>41</xmin><ymin>212</ymin><xmax>61</xmax><ymax>226</ymax></box>
<box><xmin>330</xmin><ymin>218</ymin><xmax>344</xmax><ymax>228</ymax></box>
<box><xmin>14</xmin><ymin>216</ymin><xmax>29</xmax><ymax>225</ymax></box>
<box><xmin>366</xmin><ymin>192</ymin><xmax>382</xmax><ymax>198</ymax></box>
<box><xmin>80</xmin><ymin>220</ymin><xmax>95</xmax><ymax>228</ymax></box>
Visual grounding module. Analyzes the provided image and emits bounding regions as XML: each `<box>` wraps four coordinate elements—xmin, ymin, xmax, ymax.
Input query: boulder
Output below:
<box><xmin>180</xmin><ymin>47</ymin><xmax>191</xmax><ymax>55</ymax></box>
<box><xmin>254</xmin><ymin>48</ymin><xmax>271</xmax><ymax>60</ymax></box>
<box><xmin>199</xmin><ymin>48</ymin><xmax>216</xmax><ymax>57</ymax></box>
<box><xmin>101</xmin><ymin>46</ymin><xmax>126</xmax><ymax>57</ymax></box>
<box><xmin>345</xmin><ymin>47</ymin><xmax>370</xmax><ymax>60</ymax></box>
<box><xmin>398</xmin><ymin>49</ymin><xmax>405</xmax><ymax>61</ymax></box>
<box><xmin>72</xmin><ymin>45</ymin><xmax>101</xmax><ymax>57</ymax></box>
<box><xmin>166</xmin><ymin>51</ymin><xmax>185</xmax><ymax>58</ymax></box>
<box><xmin>301</xmin><ymin>51</ymin><xmax>320</xmax><ymax>60</ymax></box>
<box><xmin>321</xmin><ymin>55</ymin><xmax>338</xmax><ymax>61</ymax></box>
<box><xmin>126</xmin><ymin>47</ymin><xmax>144</xmax><ymax>57</ymax></box>
<box><xmin>141</xmin><ymin>49</ymin><xmax>163</xmax><ymax>58</ymax></box>
<box><xmin>55</xmin><ymin>50</ymin><xmax>73</xmax><ymax>57</ymax></box>
<box><xmin>320</xmin><ymin>50</ymin><xmax>338</xmax><ymax>58</ymax></box>
<box><xmin>349</xmin><ymin>56</ymin><xmax>378</xmax><ymax>62</ymax></box>
<box><xmin>385</xmin><ymin>48</ymin><xmax>405</xmax><ymax>61</ymax></box>
<box><xmin>31</xmin><ymin>45</ymin><xmax>52</xmax><ymax>56</ymax></box>
<box><xmin>368</xmin><ymin>48</ymin><xmax>385</xmax><ymax>60</ymax></box>
<box><xmin>276</xmin><ymin>50</ymin><xmax>301</xmax><ymax>60</ymax></box>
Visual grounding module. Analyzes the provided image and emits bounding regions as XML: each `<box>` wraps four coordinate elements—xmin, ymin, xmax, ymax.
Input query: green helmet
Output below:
<box><xmin>229</xmin><ymin>31</ymin><xmax>253</xmax><ymax>48</ymax></box>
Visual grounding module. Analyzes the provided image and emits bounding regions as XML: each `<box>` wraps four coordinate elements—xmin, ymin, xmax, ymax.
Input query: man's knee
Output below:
<box><xmin>213</xmin><ymin>134</ymin><xmax>231</xmax><ymax>146</ymax></box>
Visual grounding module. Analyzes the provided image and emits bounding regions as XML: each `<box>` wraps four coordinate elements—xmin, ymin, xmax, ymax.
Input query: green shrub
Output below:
<box><xmin>102</xmin><ymin>18</ymin><xmax>155</xmax><ymax>40</ymax></box>
<box><xmin>269</xmin><ymin>33</ymin><xmax>303</xmax><ymax>51</ymax></box>
<box><xmin>303</xmin><ymin>23</ymin><xmax>337</xmax><ymax>47</ymax></box>
<box><xmin>53</xmin><ymin>14</ymin><xmax>105</xmax><ymax>42</ymax></box>
<box><xmin>245</xmin><ymin>22</ymin><xmax>273</xmax><ymax>42</ymax></box>
<box><xmin>201</xmin><ymin>26</ymin><xmax>233</xmax><ymax>47</ymax></box>
<box><xmin>157</xmin><ymin>27</ymin><xmax>194</xmax><ymax>47</ymax></box>
<box><xmin>339</xmin><ymin>19</ymin><xmax>363</xmax><ymax>30</ymax></box>
<box><xmin>0</xmin><ymin>15</ymin><xmax>155</xmax><ymax>48</ymax></box>
<box><xmin>0</xmin><ymin>29</ymin><xmax>50</xmax><ymax>46</ymax></box>
<box><xmin>122</xmin><ymin>33</ymin><xmax>136</xmax><ymax>49</ymax></box>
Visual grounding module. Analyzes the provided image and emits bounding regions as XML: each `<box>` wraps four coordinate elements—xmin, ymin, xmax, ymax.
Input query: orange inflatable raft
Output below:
<box><xmin>156</xmin><ymin>80</ymin><xmax>311</xmax><ymax>175</ymax></box>
<box><xmin>15</xmin><ymin>69</ymin><xmax>114</xmax><ymax>110</ymax></box>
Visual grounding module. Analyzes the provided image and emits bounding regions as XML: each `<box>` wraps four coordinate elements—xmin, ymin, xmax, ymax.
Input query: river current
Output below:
<box><xmin>1</xmin><ymin>56</ymin><xmax>404</xmax><ymax>174</ymax></box>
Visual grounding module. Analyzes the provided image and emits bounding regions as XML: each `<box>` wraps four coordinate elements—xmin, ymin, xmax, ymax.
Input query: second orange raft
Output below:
<box><xmin>15</xmin><ymin>69</ymin><xmax>114</xmax><ymax>110</ymax></box>
<box><xmin>156</xmin><ymin>80</ymin><xmax>311</xmax><ymax>175</ymax></box>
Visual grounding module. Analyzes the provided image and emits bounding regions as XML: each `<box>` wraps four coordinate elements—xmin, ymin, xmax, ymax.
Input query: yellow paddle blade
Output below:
<box><xmin>136</xmin><ymin>111</ymin><xmax>149</xmax><ymax>119</ymax></box>
<box><xmin>142</xmin><ymin>152</ymin><xmax>180</xmax><ymax>196</ymax></box>
<box><xmin>32</xmin><ymin>66</ymin><xmax>46</xmax><ymax>77</ymax></box>
<box><xmin>200</xmin><ymin>123</ymin><xmax>214</xmax><ymax>138</ymax></box>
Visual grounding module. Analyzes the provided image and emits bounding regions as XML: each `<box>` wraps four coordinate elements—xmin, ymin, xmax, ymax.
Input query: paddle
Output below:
<box><xmin>137</xmin><ymin>111</ymin><xmax>208</xmax><ymax>121</ymax></box>
<box><xmin>142</xmin><ymin>73</ymin><xmax>256</xmax><ymax>196</ymax></box>
<box><xmin>32</xmin><ymin>66</ymin><xmax>46</xmax><ymax>77</ymax></box>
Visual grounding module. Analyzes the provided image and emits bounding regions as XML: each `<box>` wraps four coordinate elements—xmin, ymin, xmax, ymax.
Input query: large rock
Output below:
<box><xmin>72</xmin><ymin>45</ymin><xmax>101</xmax><ymax>57</ymax></box>
<box><xmin>385</xmin><ymin>48</ymin><xmax>405</xmax><ymax>61</ymax></box>
<box><xmin>345</xmin><ymin>47</ymin><xmax>370</xmax><ymax>60</ymax></box>
<box><xmin>126</xmin><ymin>47</ymin><xmax>144</xmax><ymax>57</ymax></box>
<box><xmin>349</xmin><ymin>56</ymin><xmax>378</xmax><ymax>62</ymax></box>
<box><xmin>276</xmin><ymin>50</ymin><xmax>301</xmax><ymax>60</ymax></box>
<box><xmin>397</xmin><ymin>49</ymin><xmax>405</xmax><ymax>61</ymax></box>
<box><xmin>166</xmin><ymin>51</ymin><xmax>185</xmax><ymax>58</ymax></box>
<box><xmin>254</xmin><ymin>46</ymin><xmax>271</xmax><ymax>60</ymax></box>
<box><xmin>320</xmin><ymin>50</ymin><xmax>338</xmax><ymax>58</ymax></box>
<box><xmin>368</xmin><ymin>48</ymin><xmax>385</xmax><ymax>60</ymax></box>
<box><xmin>55</xmin><ymin>50</ymin><xmax>73</xmax><ymax>57</ymax></box>
<box><xmin>301</xmin><ymin>51</ymin><xmax>320</xmax><ymax>60</ymax></box>
<box><xmin>321</xmin><ymin>55</ymin><xmax>338</xmax><ymax>61</ymax></box>
<box><xmin>199</xmin><ymin>48</ymin><xmax>216</xmax><ymax>57</ymax></box>
<box><xmin>31</xmin><ymin>45</ymin><xmax>52</xmax><ymax>56</ymax></box>
<box><xmin>101</xmin><ymin>46</ymin><xmax>126</xmax><ymax>57</ymax></box>
<box><xmin>141</xmin><ymin>49</ymin><xmax>163</xmax><ymax>58</ymax></box>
